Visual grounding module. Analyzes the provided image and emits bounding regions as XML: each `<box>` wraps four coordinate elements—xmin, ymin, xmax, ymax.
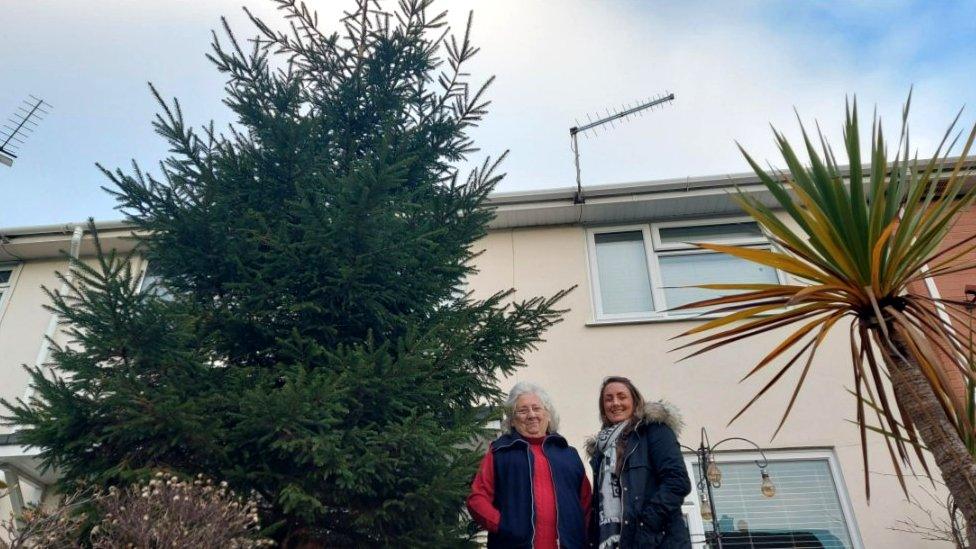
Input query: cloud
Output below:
<box><xmin>448</xmin><ymin>0</ymin><xmax>976</xmax><ymax>190</ymax></box>
<box><xmin>1</xmin><ymin>0</ymin><xmax>974</xmax><ymax>226</ymax></box>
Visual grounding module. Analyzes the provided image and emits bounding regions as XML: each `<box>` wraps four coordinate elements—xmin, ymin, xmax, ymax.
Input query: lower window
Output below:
<box><xmin>684</xmin><ymin>450</ymin><xmax>861</xmax><ymax>549</ymax></box>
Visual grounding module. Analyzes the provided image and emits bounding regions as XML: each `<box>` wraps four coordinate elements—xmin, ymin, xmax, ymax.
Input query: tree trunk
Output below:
<box><xmin>887</xmin><ymin>328</ymin><xmax>976</xmax><ymax>548</ymax></box>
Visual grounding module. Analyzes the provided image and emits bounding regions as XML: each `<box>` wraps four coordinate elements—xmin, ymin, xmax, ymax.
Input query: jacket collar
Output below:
<box><xmin>584</xmin><ymin>400</ymin><xmax>684</xmax><ymax>457</ymax></box>
<box><xmin>492</xmin><ymin>429</ymin><xmax>568</xmax><ymax>452</ymax></box>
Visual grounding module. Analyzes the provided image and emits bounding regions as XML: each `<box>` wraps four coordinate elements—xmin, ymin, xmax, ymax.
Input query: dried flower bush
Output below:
<box><xmin>0</xmin><ymin>491</ymin><xmax>88</xmax><ymax>549</ymax></box>
<box><xmin>91</xmin><ymin>472</ymin><xmax>272</xmax><ymax>548</ymax></box>
<box><xmin>1</xmin><ymin>472</ymin><xmax>272</xmax><ymax>548</ymax></box>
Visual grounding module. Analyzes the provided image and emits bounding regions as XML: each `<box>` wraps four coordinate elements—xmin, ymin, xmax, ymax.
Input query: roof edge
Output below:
<box><xmin>0</xmin><ymin>219</ymin><xmax>133</xmax><ymax>239</ymax></box>
<box><xmin>487</xmin><ymin>155</ymin><xmax>976</xmax><ymax>207</ymax></box>
<box><xmin>3</xmin><ymin>155</ymin><xmax>974</xmax><ymax>236</ymax></box>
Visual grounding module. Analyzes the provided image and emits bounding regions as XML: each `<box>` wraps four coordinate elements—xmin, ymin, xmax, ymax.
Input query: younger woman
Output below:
<box><xmin>587</xmin><ymin>376</ymin><xmax>691</xmax><ymax>548</ymax></box>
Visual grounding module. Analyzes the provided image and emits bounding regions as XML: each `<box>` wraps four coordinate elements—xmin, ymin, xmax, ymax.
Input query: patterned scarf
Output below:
<box><xmin>596</xmin><ymin>421</ymin><xmax>627</xmax><ymax>549</ymax></box>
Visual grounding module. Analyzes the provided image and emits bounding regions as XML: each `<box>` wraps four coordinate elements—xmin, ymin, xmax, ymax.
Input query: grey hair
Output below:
<box><xmin>501</xmin><ymin>382</ymin><xmax>560</xmax><ymax>434</ymax></box>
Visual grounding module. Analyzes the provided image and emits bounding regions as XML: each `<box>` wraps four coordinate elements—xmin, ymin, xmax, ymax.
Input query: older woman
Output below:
<box><xmin>587</xmin><ymin>377</ymin><xmax>691</xmax><ymax>549</ymax></box>
<box><xmin>468</xmin><ymin>382</ymin><xmax>591</xmax><ymax>549</ymax></box>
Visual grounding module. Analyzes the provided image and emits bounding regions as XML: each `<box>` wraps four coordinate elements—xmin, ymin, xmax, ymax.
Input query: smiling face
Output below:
<box><xmin>512</xmin><ymin>393</ymin><xmax>550</xmax><ymax>438</ymax></box>
<box><xmin>602</xmin><ymin>381</ymin><xmax>635</xmax><ymax>424</ymax></box>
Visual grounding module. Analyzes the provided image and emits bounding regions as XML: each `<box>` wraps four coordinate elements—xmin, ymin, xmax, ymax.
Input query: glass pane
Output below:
<box><xmin>659</xmin><ymin>222</ymin><xmax>763</xmax><ymax>245</ymax></box>
<box><xmin>594</xmin><ymin>231</ymin><xmax>654</xmax><ymax>315</ymax></box>
<box><xmin>659</xmin><ymin>252</ymin><xmax>777</xmax><ymax>310</ymax></box>
<box><xmin>0</xmin><ymin>269</ymin><xmax>10</xmax><ymax>284</ymax></box>
<box><xmin>139</xmin><ymin>263</ymin><xmax>172</xmax><ymax>300</ymax></box>
<box><xmin>695</xmin><ymin>459</ymin><xmax>854</xmax><ymax>549</ymax></box>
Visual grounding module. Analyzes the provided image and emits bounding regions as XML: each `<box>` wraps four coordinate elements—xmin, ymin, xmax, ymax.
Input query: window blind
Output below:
<box><xmin>659</xmin><ymin>252</ymin><xmax>778</xmax><ymax>309</ymax></box>
<box><xmin>593</xmin><ymin>231</ymin><xmax>654</xmax><ymax>315</ymax></box>
<box><xmin>696</xmin><ymin>459</ymin><xmax>854</xmax><ymax>548</ymax></box>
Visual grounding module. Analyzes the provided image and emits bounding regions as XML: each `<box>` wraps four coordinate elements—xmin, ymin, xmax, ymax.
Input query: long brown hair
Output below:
<box><xmin>598</xmin><ymin>376</ymin><xmax>646</xmax><ymax>428</ymax></box>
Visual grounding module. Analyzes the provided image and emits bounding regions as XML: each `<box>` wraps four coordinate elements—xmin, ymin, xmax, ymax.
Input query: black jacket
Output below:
<box><xmin>587</xmin><ymin>402</ymin><xmax>692</xmax><ymax>548</ymax></box>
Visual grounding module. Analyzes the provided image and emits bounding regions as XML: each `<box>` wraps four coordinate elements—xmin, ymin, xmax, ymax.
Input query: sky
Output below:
<box><xmin>2</xmin><ymin>0</ymin><xmax>976</xmax><ymax>228</ymax></box>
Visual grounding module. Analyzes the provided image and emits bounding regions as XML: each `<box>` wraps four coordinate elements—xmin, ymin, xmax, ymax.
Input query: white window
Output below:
<box><xmin>684</xmin><ymin>449</ymin><xmax>863</xmax><ymax>549</ymax></box>
<box><xmin>586</xmin><ymin>218</ymin><xmax>781</xmax><ymax>321</ymax></box>
<box><xmin>0</xmin><ymin>264</ymin><xmax>21</xmax><ymax>326</ymax></box>
<box><xmin>138</xmin><ymin>261</ymin><xmax>172</xmax><ymax>300</ymax></box>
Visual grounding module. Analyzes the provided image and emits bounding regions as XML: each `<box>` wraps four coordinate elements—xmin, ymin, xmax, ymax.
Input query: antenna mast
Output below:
<box><xmin>570</xmin><ymin>92</ymin><xmax>674</xmax><ymax>203</ymax></box>
<box><xmin>0</xmin><ymin>95</ymin><xmax>52</xmax><ymax>167</ymax></box>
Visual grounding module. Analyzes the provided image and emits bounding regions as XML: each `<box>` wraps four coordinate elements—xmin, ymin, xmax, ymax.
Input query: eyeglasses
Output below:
<box><xmin>514</xmin><ymin>406</ymin><xmax>546</xmax><ymax>417</ymax></box>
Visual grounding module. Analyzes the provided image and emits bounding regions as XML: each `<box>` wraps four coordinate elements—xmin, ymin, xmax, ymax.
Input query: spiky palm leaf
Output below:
<box><xmin>673</xmin><ymin>96</ymin><xmax>976</xmax><ymax>499</ymax></box>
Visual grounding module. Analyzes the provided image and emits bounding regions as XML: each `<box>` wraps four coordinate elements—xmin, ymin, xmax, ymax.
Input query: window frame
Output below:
<box><xmin>136</xmin><ymin>258</ymin><xmax>175</xmax><ymax>301</ymax></box>
<box><xmin>585</xmin><ymin>223</ymin><xmax>658</xmax><ymax>322</ymax></box>
<box><xmin>0</xmin><ymin>262</ymin><xmax>23</xmax><ymax>328</ymax></box>
<box><xmin>136</xmin><ymin>257</ymin><xmax>154</xmax><ymax>294</ymax></box>
<box><xmin>586</xmin><ymin>217</ymin><xmax>784</xmax><ymax>323</ymax></box>
<box><xmin>682</xmin><ymin>448</ymin><xmax>864</xmax><ymax>549</ymax></box>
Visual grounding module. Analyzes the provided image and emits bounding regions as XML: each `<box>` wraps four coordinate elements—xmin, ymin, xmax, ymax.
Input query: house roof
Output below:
<box><xmin>486</xmin><ymin>169</ymin><xmax>775</xmax><ymax>229</ymax></box>
<box><xmin>0</xmin><ymin>170</ymin><xmax>770</xmax><ymax>258</ymax></box>
<box><xmin>2</xmin><ymin>156</ymin><xmax>975</xmax><ymax>256</ymax></box>
<box><xmin>485</xmin><ymin>156</ymin><xmax>976</xmax><ymax>229</ymax></box>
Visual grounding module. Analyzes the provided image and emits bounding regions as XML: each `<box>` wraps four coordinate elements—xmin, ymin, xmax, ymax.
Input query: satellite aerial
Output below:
<box><xmin>0</xmin><ymin>95</ymin><xmax>52</xmax><ymax>167</ymax></box>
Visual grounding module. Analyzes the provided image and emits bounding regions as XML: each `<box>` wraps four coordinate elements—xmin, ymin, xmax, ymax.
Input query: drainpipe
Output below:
<box><xmin>22</xmin><ymin>224</ymin><xmax>84</xmax><ymax>403</ymax></box>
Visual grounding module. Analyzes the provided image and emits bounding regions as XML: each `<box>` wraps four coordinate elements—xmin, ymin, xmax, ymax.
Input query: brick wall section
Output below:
<box><xmin>907</xmin><ymin>202</ymin><xmax>976</xmax><ymax>400</ymax></box>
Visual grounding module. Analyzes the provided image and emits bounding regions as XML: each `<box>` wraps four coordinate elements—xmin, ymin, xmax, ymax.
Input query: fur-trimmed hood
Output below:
<box><xmin>585</xmin><ymin>400</ymin><xmax>684</xmax><ymax>457</ymax></box>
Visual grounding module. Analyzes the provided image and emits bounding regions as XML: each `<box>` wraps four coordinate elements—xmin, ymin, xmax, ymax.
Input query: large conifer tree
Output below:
<box><xmin>3</xmin><ymin>1</ymin><xmax>568</xmax><ymax>545</ymax></box>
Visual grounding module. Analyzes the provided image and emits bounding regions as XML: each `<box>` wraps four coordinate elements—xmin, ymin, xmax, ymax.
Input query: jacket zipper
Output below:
<box><xmin>543</xmin><ymin>435</ymin><xmax>560</xmax><ymax>547</ymax></box>
<box><xmin>526</xmin><ymin>443</ymin><xmax>536</xmax><ymax>547</ymax></box>
<box><xmin>619</xmin><ymin>434</ymin><xmax>639</xmax><ymax>534</ymax></box>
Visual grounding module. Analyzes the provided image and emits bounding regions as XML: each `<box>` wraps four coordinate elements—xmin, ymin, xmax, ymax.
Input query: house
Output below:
<box><xmin>3</xmin><ymin>166</ymin><xmax>973</xmax><ymax>547</ymax></box>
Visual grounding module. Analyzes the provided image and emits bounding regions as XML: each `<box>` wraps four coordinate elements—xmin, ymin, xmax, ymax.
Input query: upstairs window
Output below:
<box><xmin>586</xmin><ymin>218</ymin><xmax>781</xmax><ymax>322</ymax></box>
<box><xmin>593</xmin><ymin>229</ymin><xmax>655</xmax><ymax>315</ymax></box>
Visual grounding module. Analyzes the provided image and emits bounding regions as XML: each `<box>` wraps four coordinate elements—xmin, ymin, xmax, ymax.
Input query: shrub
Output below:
<box><xmin>1</xmin><ymin>472</ymin><xmax>272</xmax><ymax>548</ymax></box>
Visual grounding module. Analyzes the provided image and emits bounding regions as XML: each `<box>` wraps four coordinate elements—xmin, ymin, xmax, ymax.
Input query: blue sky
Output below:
<box><xmin>2</xmin><ymin>0</ymin><xmax>975</xmax><ymax>228</ymax></box>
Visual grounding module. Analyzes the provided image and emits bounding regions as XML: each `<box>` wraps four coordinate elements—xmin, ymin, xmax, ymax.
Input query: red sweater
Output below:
<box><xmin>467</xmin><ymin>436</ymin><xmax>592</xmax><ymax>548</ymax></box>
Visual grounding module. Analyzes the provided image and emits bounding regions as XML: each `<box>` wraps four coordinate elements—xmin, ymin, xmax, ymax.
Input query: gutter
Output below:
<box><xmin>486</xmin><ymin>172</ymin><xmax>762</xmax><ymax>207</ymax></box>
<box><xmin>486</xmin><ymin>155</ymin><xmax>976</xmax><ymax>208</ymax></box>
<box><xmin>0</xmin><ymin>219</ymin><xmax>130</xmax><ymax>239</ymax></box>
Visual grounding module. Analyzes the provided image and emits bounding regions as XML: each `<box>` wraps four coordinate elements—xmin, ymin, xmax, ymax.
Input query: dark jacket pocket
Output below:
<box><xmin>636</xmin><ymin>527</ymin><xmax>664</xmax><ymax>548</ymax></box>
<box><xmin>491</xmin><ymin>517</ymin><xmax>533</xmax><ymax>549</ymax></box>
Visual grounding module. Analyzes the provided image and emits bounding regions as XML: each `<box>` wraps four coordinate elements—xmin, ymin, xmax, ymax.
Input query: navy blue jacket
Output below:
<box><xmin>587</xmin><ymin>403</ymin><xmax>692</xmax><ymax>548</ymax></box>
<box><xmin>488</xmin><ymin>430</ymin><xmax>589</xmax><ymax>549</ymax></box>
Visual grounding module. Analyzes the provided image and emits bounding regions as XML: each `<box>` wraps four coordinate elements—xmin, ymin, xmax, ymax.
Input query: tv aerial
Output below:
<box><xmin>570</xmin><ymin>92</ymin><xmax>674</xmax><ymax>203</ymax></box>
<box><xmin>0</xmin><ymin>95</ymin><xmax>52</xmax><ymax>167</ymax></box>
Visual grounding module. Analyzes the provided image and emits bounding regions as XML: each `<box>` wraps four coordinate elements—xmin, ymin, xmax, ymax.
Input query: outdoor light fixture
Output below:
<box><xmin>699</xmin><ymin>493</ymin><xmax>713</xmax><ymax>522</ymax></box>
<box><xmin>705</xmin><ymin>455</ymin><xmax>722</xmax><ymax>488</ymax></box>
<box><xmin>760</xmin><ymin>469</ymin><xmax>776</xmax><ymax>498</ymax></box>
<box><xmin>682</xmin><ymin>428</ymin><xmax>774</xmax><ymax>549</ymax></box>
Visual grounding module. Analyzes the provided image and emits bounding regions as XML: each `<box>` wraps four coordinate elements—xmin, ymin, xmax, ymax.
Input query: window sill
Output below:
<box><xmin>586</xmin><ymin>313</ymin><xmax>716</xmax><ymax>326</ymax></box>
<box><xmin>587</xmin><ymin>310</ymin><xmax>777</xmax><ymax>327</ymax></box>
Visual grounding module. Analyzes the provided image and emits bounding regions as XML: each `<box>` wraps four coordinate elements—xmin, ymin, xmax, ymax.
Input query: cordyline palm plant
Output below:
<box><xmin>672</xmin><ymin>97</ymin><xmax>976</xmax><ymax>535</ymax></box>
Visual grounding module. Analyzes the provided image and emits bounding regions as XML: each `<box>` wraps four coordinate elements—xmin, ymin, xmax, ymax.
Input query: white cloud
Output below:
<box><xmin>1</xmin><ymin>0</ymin><xmax>974</xmax><ymax>226</ymax></box>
